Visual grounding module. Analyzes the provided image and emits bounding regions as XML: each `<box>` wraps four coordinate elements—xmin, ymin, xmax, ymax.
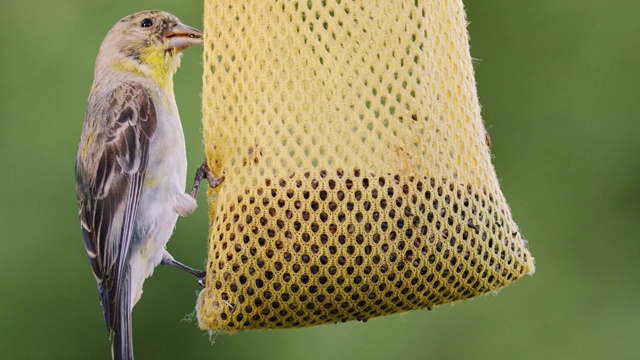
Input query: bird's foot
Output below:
<box><xmin>190</xmin><ymin>160</ymin><xmax>225</xmax><ymax>199</ymax></box>
<box><xmin>161</xmin><ymin>252</ymin><xmax>206</xmax><ymax>287</ymax></box>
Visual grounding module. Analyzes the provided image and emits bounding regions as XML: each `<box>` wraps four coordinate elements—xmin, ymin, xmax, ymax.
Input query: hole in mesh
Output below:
<box><xmin>371</xmin><ymin>188</ymin><xmax>378</xmax><ymax>199</ymax></box>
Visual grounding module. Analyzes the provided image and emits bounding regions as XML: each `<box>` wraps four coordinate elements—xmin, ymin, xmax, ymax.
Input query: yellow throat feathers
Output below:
<box><xmin>115</xmin><ymin>46</ymin><xmax>180</xmax><ymax>91</ymax></box>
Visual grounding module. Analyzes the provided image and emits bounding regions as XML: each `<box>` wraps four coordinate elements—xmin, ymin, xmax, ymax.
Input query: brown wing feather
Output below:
<box><xmin>75</xmin><ymin>82</ymin><xmax>156</xmax><ymax>332</ymax></box>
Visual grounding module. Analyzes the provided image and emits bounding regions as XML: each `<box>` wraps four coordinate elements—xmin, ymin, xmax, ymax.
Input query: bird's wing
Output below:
<box><xmin>75</xmin><ymin>82</ymin><xmax>157</xmax><ymax>333</ymax></box>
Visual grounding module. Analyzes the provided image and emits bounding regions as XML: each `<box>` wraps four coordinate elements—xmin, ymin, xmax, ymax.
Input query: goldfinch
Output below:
<box><xmin>75</xmin><ymin>10</ymin><xmax>222</xmax><ymax>360</ymax></box>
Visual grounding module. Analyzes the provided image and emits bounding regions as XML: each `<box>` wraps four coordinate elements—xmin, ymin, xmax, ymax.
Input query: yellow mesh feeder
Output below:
<box><xmin>197</xmin><ymin>0</ymin><xmax>534</xmax><ymax>332</ymax></box>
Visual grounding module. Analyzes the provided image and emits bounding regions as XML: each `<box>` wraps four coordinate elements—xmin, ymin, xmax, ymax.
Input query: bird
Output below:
<box><xmin>75</xmin><ymin>10</ymin><xmax>223</xmax><ymax>360</ymax></box>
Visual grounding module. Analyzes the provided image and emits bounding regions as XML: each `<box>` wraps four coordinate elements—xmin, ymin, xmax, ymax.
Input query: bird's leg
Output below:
<box><xmin>190</xmin><ymin>160</ymin><xmax>225</xmax><ymax>199</ymax></box>
<box><xmin>177</xmin><ymin>160</ymin><xmax>223</xmax><ymax>288</ymax></box>
<box><xmin>161</xmin><ymin>251</ymin><xmax>206</xmax><ymax>287</ymax></box>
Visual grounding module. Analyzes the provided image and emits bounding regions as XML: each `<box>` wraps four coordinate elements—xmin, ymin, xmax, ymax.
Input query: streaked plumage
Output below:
<box><xmin>75</xmin><ymin>11</ymin><xmax>206</xmax><ymax>360</ymax></box>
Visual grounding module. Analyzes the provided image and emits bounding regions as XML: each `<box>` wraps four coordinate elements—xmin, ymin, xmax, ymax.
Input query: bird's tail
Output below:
<box><xmin>112</xmin><ymin>273</ymin><xmax>134</xmax><ymax>360</ymax></box>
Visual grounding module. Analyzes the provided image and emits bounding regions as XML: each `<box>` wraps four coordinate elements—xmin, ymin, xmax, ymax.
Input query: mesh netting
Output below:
<box><xmin>197</xmin><ymin>0</ymin><xmax>534</xmax><ymax>332</ymax></box>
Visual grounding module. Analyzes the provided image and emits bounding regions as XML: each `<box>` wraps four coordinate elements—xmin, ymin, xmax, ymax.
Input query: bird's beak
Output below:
<box><xmin>164</xmin><ymin>23</ymin><xmax>203</xmax><ymax>51</ymax></box>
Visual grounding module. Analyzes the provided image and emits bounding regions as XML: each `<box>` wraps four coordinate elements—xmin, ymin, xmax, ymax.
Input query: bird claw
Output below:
<box><xmin>207</xmin><ymin>174</ymin><xmax>225</xmax><ymax>188</ymax></box>
<box><xmin>190</xmin><ymin>160</ymin><xmax>224</xmax><ymax>198</ymax></box>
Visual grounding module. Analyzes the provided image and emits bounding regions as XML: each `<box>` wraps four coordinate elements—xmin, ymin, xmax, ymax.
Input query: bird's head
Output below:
<box><xmin>96</xmin><ymin>10</ymin><xmax>203</xmax><ymax>89</ymax></box>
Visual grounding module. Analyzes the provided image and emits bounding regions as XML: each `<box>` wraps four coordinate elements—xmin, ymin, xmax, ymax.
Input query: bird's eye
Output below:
<box><xmin>140</xmin><ymin>18</ymin><xmax>153</xmax><ymax>28</ymax></box>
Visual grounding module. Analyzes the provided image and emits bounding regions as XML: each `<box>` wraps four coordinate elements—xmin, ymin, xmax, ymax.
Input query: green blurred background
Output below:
<box><xmin>1</xmin><ymin>0</ymin><xmax>639</xmax><ymax>359</ymax></box>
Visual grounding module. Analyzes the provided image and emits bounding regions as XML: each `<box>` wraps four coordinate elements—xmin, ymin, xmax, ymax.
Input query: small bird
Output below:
<box><xmin>75</xmin><ymin>11</ymin><xmax>222</xmax><ymax>360</ymax></box>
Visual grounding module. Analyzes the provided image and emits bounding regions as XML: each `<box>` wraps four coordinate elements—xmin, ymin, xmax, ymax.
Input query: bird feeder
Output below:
<box><xmin>197</xmin><ymin>0</ymin><xmax>534</xmax><ymax>332</ymax></box>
